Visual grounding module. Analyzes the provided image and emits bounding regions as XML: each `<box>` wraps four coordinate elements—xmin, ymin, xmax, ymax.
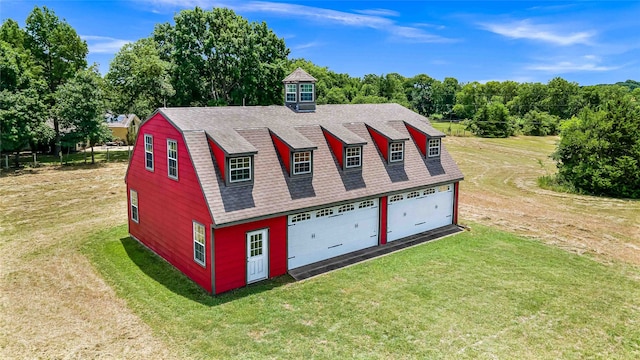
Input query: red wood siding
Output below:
<box><xmin>271</xmin><ymin>134</ymin><xmax>291</xmax><ymax>172</ymax></box>
<box><xmin>213</xmin><ymin>216</ymin><xmax>287</xmax><ymax>294</ymax></box>
<box><xmin>322</xmin><ymin>130</ymin><xmax>344</xmax><ymax>167</ymax></box>
<box><xmin>367</xmin><ymin>128</ymin><xmax>389</xmax><ymax>161</ymax></box>
<box><xmin>453</xmin><ymin>182</ymin><xmax>459</xmax><ymax>225</ymax></box>
<box><xmin>127</xmin><ymin>113</ymin><xmax>213</xmax><ymax>293</ymax></box>
<box><xmin>405</xmin><ymin>124</ymin><xmax>427</xmax><ymax>157</ymax></box>
<box><xmin>379</xmin><ymin>195</ymin><xmax>388</xmax><ymax>245</ymax></box>
<box><xmin>208</xmin><ymin>138</ymin><xmax>226</xmax><ymax>181</ymax></box>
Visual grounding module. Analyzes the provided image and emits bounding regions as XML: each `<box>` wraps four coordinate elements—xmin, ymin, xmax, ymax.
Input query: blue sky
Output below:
<box><xmin>2</xmin><ymin>1</ymin><xmax>639</xmax><ymax>85</ymax></box>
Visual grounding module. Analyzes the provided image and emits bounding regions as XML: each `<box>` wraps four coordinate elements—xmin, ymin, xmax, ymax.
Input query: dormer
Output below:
<box><xmin>365</xmin><ymin>123</ymin><xmax>409</xmax><ymax>165</ymax></box>
<box><xmin>404</xmin><ymin>121</ymin><xmax>445</xmax><ymax>160</ymax></box>
<box><xmin>269</xmin><ymin>127</ymin><xmax>318</xmax><ymax>177</ymax></box>
<box><xmin>283</xmin><ymin>68</ymin><xmax>317</xmax><ymax>112</ymax></box>
<box><xmin>206</xmin><ymin>132</ymin><xmax>258</xmax><ymax>186</ymax></box>
<box><xmin>321</xmin><ymin>124</ymin><xmax>368</xmax><ymax>171</ymax></box>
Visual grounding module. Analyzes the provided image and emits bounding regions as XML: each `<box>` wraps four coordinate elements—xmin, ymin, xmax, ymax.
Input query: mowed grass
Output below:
<box><xmin>86</xmin><ymin>224</ymin><xmax>640</xmax><ymax>359</ymax></box>
<box><xmin>431</xmin><ymin>121</ymin><xmax>473</xmax><ymax>137</ymax></box>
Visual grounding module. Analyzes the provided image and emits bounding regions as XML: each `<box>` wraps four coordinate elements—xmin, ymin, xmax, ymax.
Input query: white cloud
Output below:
<box><xmin>479</xmin><ymin>19</ymin><xmax>595</xmax><ymax>46</ymax></box>
<box><xmin>526</xmin><ymin>59</ymin><xmax>620</xmax><ymax>73</ymax></box>
<box><xmin>82</xmin><ymin>35</ymin><xmax>132</xmax><ymax>54</ymax></box>
<box><xmin>292</xmin><ymin>41</ymin><xmax>321</xmax><ymax>50</ymax></box>
<box><xmin>135</xmin><ymin>0</ymin><xmax>454</xmax><ymax>43</ymax></box>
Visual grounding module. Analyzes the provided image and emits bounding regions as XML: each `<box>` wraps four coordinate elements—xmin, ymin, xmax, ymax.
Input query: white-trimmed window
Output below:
<box><xmin>300</xmin><ymin>84</ymin><xmax>314</xmax><ymax>102</ymax></box>
<box><xmin>144</xmin><ymin>134</ymin><xmax>153</xmax><ymax>170</ymax></box>
<box><xmin>193</xmin><ymin>221</ymin><xmax>206</xmax><ymax>266</ymax></box>
<box><xmin>428</xmin><ymin>138</ymin><xmax>441</xmax><ymax>157</ymax></box>
<box><xmin>293</xmin><ymin>151</ymin><xmax>311</xmax><ymax>175</ymax></box>
<box><xmin>286</xmin><ymin>84</ymin><xmax>297</xmax><ymax>102</ymax></box>
<box><xmin>130</xmin><ymin>189</ymin><xmax>139</xmax><ymax>223</ymax></box>
<box><xmin>229</xmin><ymin>156</ymin><xmax>252</xmax><ymax>183</ymax></box>
<box><xmin>167</xmin><ymin>139</ymin><xmax>178</xmax><ymax>179</ymax></box>
<box><xmin>345</xmin><ymin>146</ymin><xmax>362</xmax><ymax>168</ymax></box>
<box><xmin>389</xmin><ymin>142</ymin><xmax>404</xmax><ymax>162</ymax></box>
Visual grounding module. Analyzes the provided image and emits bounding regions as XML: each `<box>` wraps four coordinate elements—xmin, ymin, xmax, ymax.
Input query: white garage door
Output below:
<box><xmin>287</xmin><ymin>199</ymin><xmax>379</xmax><ymax>269</ymax></box>
<box><xmin>387</xmin><ymin>184</ymin><xmax>454</xmax><ymax>242</ymax></box>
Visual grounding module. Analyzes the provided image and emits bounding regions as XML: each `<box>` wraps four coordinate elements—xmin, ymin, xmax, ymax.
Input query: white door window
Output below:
<box><xmin>247</xmin><ymin>229</ymin><xmax>268</xmax><ymax>283</ymax></box>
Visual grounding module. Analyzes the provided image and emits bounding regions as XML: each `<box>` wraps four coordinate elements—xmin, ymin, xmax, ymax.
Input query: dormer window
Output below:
<box><xmin>228</xmin><ymin>156</ymin><xmax>252</xmax><ymax>183</ymax></box>
<box><xmin>345</xmin><ymin>146</ymin><xmax>362</xmax><ymax>169</ymax></box>
<box><xmin>292</xmin><ymin>151</ymin><xmax>312</xmax><ymax>175</ymax></box>
<box><xmin>300</xmin><ymin>84</ymin><xmax>314</xmax><ymax>102</ymax></box>
<box><xmin>389</xmin><ymin>142</ymin><xmax>404</xmax><ymax>163</ymax></box>
<box><xmin>286</xmin><ymin>84</ymin><xmax>297</xmax><ymax>102</ymax></box>
<box><xmin>428</xmin><ymin>138</ymin><xmax>441</xmax><ymax>157</ymax></box>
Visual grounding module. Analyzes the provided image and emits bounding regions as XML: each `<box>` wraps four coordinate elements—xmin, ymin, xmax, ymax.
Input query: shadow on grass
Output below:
<box><xmin>120</xmin><ymin>236</ymin><xmax>295</xmax><ymax>306</ymax></box>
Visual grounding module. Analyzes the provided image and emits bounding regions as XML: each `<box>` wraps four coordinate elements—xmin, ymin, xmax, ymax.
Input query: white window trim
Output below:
<box><xmin>286</xmin><ymin>84</ymin><xmax>297</xmax><ymax>102</ymax></box>
<box><xmin>389</xmin><ymin>142</ymin><xmax>404</xmax><ymax>163</ymax></box>
<box><xmin>144</xmin><ymin>134</ymin><xmax>154</xmax><ymax>171</ymax></box>
<box><xmin>193</xmin><ymin>221</ymin><xmax>206</xmax><ymax>267</ymax></box>
<box><xmin>292</xmin><ymin>151</ymin><xmax>312</xmax><ymax>175</ymax></box>
<box><xmin>428</xmin><ymin>138</ymin><xmax>441</xmax><ymax>158</ymax></box>
<box><xmin>228</xmin><ymin>156</ymin><xmax>252</xmax><ymax>183</ymax></box>
<box><xmin>345</xmin><ymin>146</ymin><xmax>362</xmax><ymax>169</ymax></box>
<box><xmin>130</xmin><ymin>189</ymin><xmax>139</xmax><ymax>223</ymax></box>
<box><xmin>300</xmin><ymin>84</ymin><xmax>314</xmax><ymax>102</ymax></box>
<box><xmin>167</xmin><ymin>139</ymin><xmax>178</xmax><ymax>180</ymax></box>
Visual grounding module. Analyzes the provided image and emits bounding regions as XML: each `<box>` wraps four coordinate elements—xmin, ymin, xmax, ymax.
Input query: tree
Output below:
<box><xmin>467</xmin><ymin>100</ymin><xmax>514</xmax><ymax>138</ymax></box>
<box><xmin>453</xmin><ymin>82</ymin><xmax>484</xmax><ymax>119</ymax></box>
<box><xmin>54</xmin><ymin>67</ymin><xmax>110</xmax><ymax>164</ymax></box>
<box><xmin>154</xmin><ymin>7</ymin><xmax>289</xmax><ymax>107</ymax></box>
<box><xmin>553</xmin><ymin>96</ymin><xmax>640</xmax><ymax>198</ymax></box>
<box><xmin>521</xmin><ymin>110</ymin><xmax>560</xmax><ymax>136</ymax></box>
<box><xmin>106</xmin><ymin>38</ymin><xmax>174</xmax><ymax>119</ymax></box>
<box><xmin>25</xmin><ymin>6</ymin><xmax>88</xmax><ymax>155</ymax></box>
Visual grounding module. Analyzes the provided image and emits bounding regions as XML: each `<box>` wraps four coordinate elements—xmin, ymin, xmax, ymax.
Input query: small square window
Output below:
<box><xmin>345</xmin><ymin>146</ymin><xmax>362</xmax><ymax>168</ymax></box>
<box><xmin>300</xmin><ymin>84</ymin><xmax>314</xmax><ymax>102</ymax></box>
<box><xmin>229</xmin><ymin>156</ymin><xmax>252</xmax><ymax>183</ymax></box>
<box><xmin>286</xmin><ymin>84</ymin><xmax>297</xmax><ymax>102</ymax></box>
<box><xmin>292</xmin><ymin>151</ymin><xmax>312</xmax><ymax>175</ymax></box>
<box><xmin>428</xmin><ymin>138</ymin><xmax>441</xmax><ymax>157</ymax></box>
<box><xmin>389</xmin><ymin>142</ymin><xmax>404</xmax><ymax>162</ymax></box>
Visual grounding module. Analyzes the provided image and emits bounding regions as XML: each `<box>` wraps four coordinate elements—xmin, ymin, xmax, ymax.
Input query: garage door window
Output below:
<box><xmin>291</xmin><ymin>212</ymin><xmax>311</xmax><ymax>223</ymax></box>
<box><xmin>407</xmin><ymin>191</ymin><xmax>420</xmax><ymax>199</ymax></box>
<box><xmin>439</xmin><ymin>185</ymin><xmax>451</xmax><ymax>192</ymax></box>
<box><xmin>424</xmin><ymin>188</ymin><xmax>436</xmax><ymax>195</ymax></box>
<box><xmin>338</xmin><ymin>204</ymin><xmax>354</xmax><ymax>213</ymax></box>
<box><xmin>359</xmin><ymin>200</ymin><xmax>375</xmax><ymax>208</ymax></box>
<box><xmin>316</xmin><ymin>208</ymin><xmax>334</xmax><ymax>217</ymax></box>
<box><xmin>389</xmin><ymin>194</ymin><xmax>404</xmax><ymax>203</ymax></box>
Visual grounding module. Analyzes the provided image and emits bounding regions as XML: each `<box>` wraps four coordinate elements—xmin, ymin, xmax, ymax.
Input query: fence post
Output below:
<box><xmin>107</xmin><ymin>148</ymin><xmax>110</xmax><ymax>162</ymax></box>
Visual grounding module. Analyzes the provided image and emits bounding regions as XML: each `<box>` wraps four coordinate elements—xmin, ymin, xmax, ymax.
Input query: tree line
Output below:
<box><xmin>1</xmin><ymin>6</ymin><xmax>638</xmax><ymax>198</ymax></box>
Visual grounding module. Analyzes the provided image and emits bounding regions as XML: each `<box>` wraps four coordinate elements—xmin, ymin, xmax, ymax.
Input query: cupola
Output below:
<box><xmin>283</xmin><ymin>67</ymin><xmax>317</xmax><ymax>112</ymax></box>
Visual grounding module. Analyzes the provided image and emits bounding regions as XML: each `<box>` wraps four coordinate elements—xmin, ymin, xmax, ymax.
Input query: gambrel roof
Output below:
<box><xmin>152</xmin><ymin>104</ymin><xmax>463</xmax><ymax>227</ymax></box>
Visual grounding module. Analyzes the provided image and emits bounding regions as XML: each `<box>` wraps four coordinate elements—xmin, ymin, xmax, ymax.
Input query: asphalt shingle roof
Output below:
<box><xmin>156</xmin><ymin>103</ymin><xmax>463</xmax><ymax>227</ymax></box>
<box><xmin>282</xmin><ymin>67</ymin><xmax>317</xmax><ymax>83</ymax></box>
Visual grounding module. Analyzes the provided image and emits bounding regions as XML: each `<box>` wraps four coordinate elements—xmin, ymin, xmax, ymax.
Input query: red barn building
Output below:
<box><xmin>125</xmin><ymin>68</ymin><xmax>464</xmax><ymax>294</ymax></box>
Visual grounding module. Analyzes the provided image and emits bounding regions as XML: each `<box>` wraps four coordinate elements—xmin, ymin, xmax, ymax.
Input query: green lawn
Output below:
<box><xmin>85</xmin><ymin>224</ymin><xmax>640</xmax><ymax>359</ymax></box>
<box><xmin>431</xmin><ymin>121</ymin><xmax>473</xmax><ymax>137</ymax></box>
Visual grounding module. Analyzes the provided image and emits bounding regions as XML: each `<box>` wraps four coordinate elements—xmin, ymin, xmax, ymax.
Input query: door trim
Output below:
<box><xmin>246</xmin><ymin>228</ymin><xmax>269</xmax><ymax>284</ymax></box>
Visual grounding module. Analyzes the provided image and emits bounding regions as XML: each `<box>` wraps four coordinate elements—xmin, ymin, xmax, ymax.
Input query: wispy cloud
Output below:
<box><xmin>82</xmin><ymin>35</ymin><xmax>131</xmax><ymax>54</ymax></box>
<box><xmin>136</xmin><ymin>0</ymin><xmax>454</xmax><ymax>43</ymax></box>
<box><xmin>479</xmin><ymin>19</ymin><xmax>595</xmax><ymax>46</ymax></box>
<box><xmin>292</xmin><ymin>41</ymin><xmax>321</xmax><ymax>50</ymax></box>
<box><xmin>526</xmin><ymin>55</ymin><xmax>621</xmax><ymax>73</ymax></box>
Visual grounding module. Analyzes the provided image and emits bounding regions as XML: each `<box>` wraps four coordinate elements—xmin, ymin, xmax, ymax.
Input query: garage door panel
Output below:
<box><xmin>288</xmin><ymin>199</ymin><xmax>379</xmax><ymax>269</ymax></box>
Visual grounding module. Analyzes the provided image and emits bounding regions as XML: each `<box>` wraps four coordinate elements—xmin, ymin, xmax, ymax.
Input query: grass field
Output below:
<box><xmin>431</xmin><ymin>121</ymin><xmax>473</xmax><ymax>137</ymax></box>
<box><xmin>2</xmin><ymin>135</ymin><xmax>639</xmax><ymax>358</ymax></box>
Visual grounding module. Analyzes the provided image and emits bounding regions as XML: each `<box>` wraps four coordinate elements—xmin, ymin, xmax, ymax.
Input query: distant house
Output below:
<box><xmin>125</xmin><ymin>68</ymin><xmax>464</xmax><ymax>295</ymax></box>
<box><xmin>105</xmin><ymin>114</ymin><xmax>141</xmax><ymax>144</ymax></box>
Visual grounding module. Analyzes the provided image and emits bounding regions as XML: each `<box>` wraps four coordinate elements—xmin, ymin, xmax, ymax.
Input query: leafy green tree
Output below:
<box><xmin>155</xmin><ymin>7</ymin><xmax>288</xmax><ymax>107</ymax></box>
<box><xmin>55</xmin><ymin>67</ymin><xmax>110</xmax><ymax>164</ymax></box>
<box><xmin>543</xmin><ymin>77</ymin><xmax>581</xmax><ymax>119</ymax></box>
<box><xmin>106</xmin><ymin>38</ymin><xmax>174</xmax><ymax>119</ymax></box>
<box><xmin>467</xmin><ymin>100</ymin><xmax>514</xmax><ymax>138</ymax></box>
<box><xmin>553</xmin><ymin>96</ymin><xmax>640</xmax><ymax>198</ymax></box>
<box><xmin>25</xmin><ymin>6</ymin><xmax>88</xmax><ymax>155</ymax></box>
<box><xmin>453</xmin><ymin>82</ymin><xmax>485</xmax><ymax>119</ymax></box>
<box><xmin>521</xmin><ymin>110</ymin><xmax>560</xmax><ymax>136</ymax></box>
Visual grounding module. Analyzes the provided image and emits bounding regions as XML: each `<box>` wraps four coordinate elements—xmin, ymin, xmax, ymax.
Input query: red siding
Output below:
<box><xmin>127</xmin><ymin>113</ymin><xmax>213</xmax><ymax>293</ymax></box>
<box><xmin>453</xmin><ymin>182</ymin><xmax>459</xmax><ymax>225</ymax></box>
<box><xmin>213</xmin><ymin>216</ymin><xmax>287</xmax><ymax>294</ymax></box>
<box><xmin>271</xmin><ymin>134</ymin><xmax>291</xmax><ymax>172</ymax></box>
<box><xmin>208</xmin><ymin>138</ymin><xmax>226</xmax><ymax>181</ymax></box>
<box><xmin>405</xmin><ymin>124</ymin><xmax>427</xmax><ymax>156</ymax></box>
<box><xmin>379</xmin><ymin>195</ymin><xmax>388</xmax><ymax>245</ymax></box>
<box><xmin>367</xmin><ymin>127</ymin><xmax>389</xmax><ymax>161</ymax></box>
<box><xmin>322</xmin><ymin>130</ymin><xmax>344</xmax><ymax>167</ymax></box>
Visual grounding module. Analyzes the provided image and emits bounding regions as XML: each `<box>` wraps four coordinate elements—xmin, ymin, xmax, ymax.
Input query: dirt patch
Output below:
<box><xmin>0</xmin><ymin>164</ymin><xmax>173</xmax><ymax>359</ymax></box>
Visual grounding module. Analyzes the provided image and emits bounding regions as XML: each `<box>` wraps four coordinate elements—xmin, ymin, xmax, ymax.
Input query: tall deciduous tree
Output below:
<box><xmin>154</xmin><ymin>7</ymin><xmax>289</xmax><ymax>107</ymax></box>
<box><xmin>25</xmin><ymin>6</ymin><xmax>88</xmax><ymax>155</ymax></box>
<box><xmin>55</xmin><ymin>67</ymin><xmax>110</xmax><ymax>164</ymax></box>
<box><xmin>106</xmin><ymin>38</ymin><xmax>174</xmax><ymax>119</ymax></box>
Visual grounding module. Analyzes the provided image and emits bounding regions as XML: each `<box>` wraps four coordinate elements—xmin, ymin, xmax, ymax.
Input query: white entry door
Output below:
<box><xmin>287</xmin><ymin>199</ymin><xmax>379</xmax><ymax>270</ymax></box>
<box><xmin>247</xmin><ymin>229</ymin><xmax>268</xmax><ymax>283</ymax></box>
<box><xmin>387</xmin><ymin>184</ymin><xmax>454</xmax><ymax>242</ymax></box>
